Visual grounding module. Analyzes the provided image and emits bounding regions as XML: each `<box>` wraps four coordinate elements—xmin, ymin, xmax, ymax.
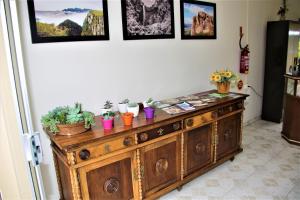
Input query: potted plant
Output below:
<box><xmin>127</xmin><ymin>102</ymin><xmax>139</xmax><ymax>117</ymax></box>
<box><xmin>41</xmin><ymin>103</ymin><xmax>95</xmax><ymax>136</ymax></box>
<box><xmin>144</xmin><ymin>104</ymin><xmax>155</xmax><ymax>119</ymax></box>
<box><xmin>101</xmin><ymin>111</ymin><xmax>115</xmax><ymax>130</ymax></box>
<box><xmin>101</xmin><ymin>100</ymin><xmax>113</xmax><ymax>115</ymax></box>
<box><xmin>118</xmin><ymin>99</ymin><xmax>129</xmax><ymax>113</ymax></box>
<box><xmin>210</xmin><ymin>69</ymin><xmax>237</xmax><ymax>94</ymax></box>
<box><xmin>143</xmin><ymin>98</ymin><xmax>154</xmax><ymax>108</ymax></box>
<box><xmin>122</xmin><ymin>112</ymin><xmax>134</xmax><ymax>126</ymax></box>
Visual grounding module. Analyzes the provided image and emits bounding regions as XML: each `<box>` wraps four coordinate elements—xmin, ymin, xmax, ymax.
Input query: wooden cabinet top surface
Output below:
<box><xmin>285</xmin><ymin>74</ymin><xmax>300</xmax><ymax>80</ymax></box>
<box><xmin>45</xmin><ymin>90</ymin><xmax>248</xmax><ymax>151</ymax></box>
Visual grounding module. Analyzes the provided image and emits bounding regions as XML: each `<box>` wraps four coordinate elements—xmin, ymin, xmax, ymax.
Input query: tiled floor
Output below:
<box><xmin>160</xmin><ymin>120</ymin><xmax>300</xmax><ymax>200</ymax></box>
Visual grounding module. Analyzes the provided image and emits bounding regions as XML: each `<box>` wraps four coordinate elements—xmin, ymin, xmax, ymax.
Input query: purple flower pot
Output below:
<box><xmin>102</xmin><ymin>118</ymin><xmax>113</xmax><ymax>130</ymax></box>
<box><xmin>144</xmin><ymin>107</ymin><xmax>155</xmax><ymax>119</ymax></box>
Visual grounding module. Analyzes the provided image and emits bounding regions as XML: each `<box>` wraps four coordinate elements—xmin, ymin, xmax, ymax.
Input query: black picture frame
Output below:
<box><xmin>180</xmin><ymin>0</ymin><xmax>216</xmax><ymax>39</ymax></box>
<box><xmin>27</xmin><ymin>0</ymin><xmax>109</xmax><ymax>43</ymax></box>
<box><xmin>121</xmin><ymin>0</ymin><xmax>175</xmax><ymax>40</ymax></box>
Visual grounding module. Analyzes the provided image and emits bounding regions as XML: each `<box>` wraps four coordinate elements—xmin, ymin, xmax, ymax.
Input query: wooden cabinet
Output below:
<box><xmin>217</xmin><ymin>114</ymin><xmax>241</xmax><ymax>160</ymax></box>
<box><xmin>184</xmin><ymin>124</ymin><xmax>213</xmax><ymax>176</ymax></box>
<box><xmin>282</xmin><ymin>75</ymin><xmax>300</xmax><ymax>146</ymax></box>
<box><xmin>79</xmin><ymin>151</ymin><xmax>138</xmax><ymax>200</ymax></box>
<box><xmin>48</xmin><ymin>91</ymin><xmax>248</xmax><ymax>200</ymax></box>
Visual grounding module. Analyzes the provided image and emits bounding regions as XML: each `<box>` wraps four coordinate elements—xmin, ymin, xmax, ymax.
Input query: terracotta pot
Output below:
<box><xmin>217</xmin><ymin>82</ymin><xmax>230</xmax><ymax>94</ymax></box>
<box><xmin>57</xmin><ymin>121</ymin><xmax>88</xmax><ymax>136</ymax></box>
<box><xmin>122</xmin><ymin>112</ymin><xmax>134</xmax><ymax>126</ymax></box>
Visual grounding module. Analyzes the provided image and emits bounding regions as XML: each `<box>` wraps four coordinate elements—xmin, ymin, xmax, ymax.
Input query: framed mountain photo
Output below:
<box><xmin>121</xmin><ymin>0</ymin><xmax>175</xmax><ymax>40</ymax></box>
<box><xmin>180</xmin><ymin>0</ymin><xmax>216</xmax><ymax>39</ymax></box>
<box><xmin>27</xmin><ymin>0</ymin><xmax>109</xmax><ymax>43</ymax></box>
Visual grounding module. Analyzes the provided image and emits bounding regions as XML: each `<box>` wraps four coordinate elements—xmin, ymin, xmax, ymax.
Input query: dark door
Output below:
<box><xmin>79</xmin><ymin>151</ymin><xmax>138</xmax><ymax>200</ymax></box>
<box><xmin>217</xmin><ymin>114</ymin><xmax>240</xmax><ymax>160</ymax></box>
<box><xmin>140</xmin><ymin>136</ymin><xmax>180</xmax><ymax>197</ymax></box>
<box><xmin>185</xmin><ymin>124</ymin><xmax>213</xmax><ymax>175</ymax></box>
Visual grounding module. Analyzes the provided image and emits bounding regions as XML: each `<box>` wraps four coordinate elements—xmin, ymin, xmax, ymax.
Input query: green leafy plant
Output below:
<box><xmin>128</xmin><ymin>102</ymin><xmax>138</xmax><ymax>108</ymax></box>
<box><xmin>103</xmin><ymin>100</ymin><xmax>113</xmax><ymax>109</ymax></box>
<box><xmin>146</xmin><ymin>98</ymin><xmax>153</xmax><ymax>104</ymax></box>
<box><xmin>102</xmin><ymin>111</ymin><xmax>115</xmax><ymax>120</ymax></box>
<box><xmin>119</xmin><ymin>99</ymin><xmax>129</xmax><ymax>104</ymax></box>
<box><xmin>41</xmin><ymin>103</ymin><xmax>95</xmax><ymax>134</ymax></box>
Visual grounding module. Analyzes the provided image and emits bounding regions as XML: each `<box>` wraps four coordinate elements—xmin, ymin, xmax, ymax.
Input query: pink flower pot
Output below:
<box><xmin>102</xmin><ymin>118</ymin><xmax>113</xmax><ymax>130</ymax></box>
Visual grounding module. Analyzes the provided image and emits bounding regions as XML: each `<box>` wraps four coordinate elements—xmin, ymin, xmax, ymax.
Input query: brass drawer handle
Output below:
<box><xmin>212</xmin><ymin>111</ymin><xmax>218</xmax><ymax>119</ymax></box>
<box><xmin>79</xmin><ymin>149</ymin><xmax>90</xmax><ymax>160</ymax></box>
<box><xmin>155</xmin><ymin>158</ymin><xmax>168</xmax><ymax>174</ymax></box>
<box><xmin>139</xmin><ymin>133</ymin><xmax>148</xmax><ymax>142</ymax></box>
<box><xmin>173</xmin><ymin>122</ymin><xmax>181</xmax><ymax>131</ymax></box>
<box><xmin>123</xmin><ymin>137</ymin><xmax>133</xmax><ymax>146</ymax></box>
<box><xmin>195</xmin><ymin>143</ymin><xmax>206</xmax><ymax>154</ymax></box>
<box><xmin>186</xmin><ymin>118</ymin><xmax>194</xmax><ymax>127</ymax></box>
<box><xmin>237</xmin><ymin>103</ymin><xmax>243</xmax><ymax>109</ymax></box>
<box><xmin>104</xmin><ymin>177</ymin><xmax>119</xmax><ymax>194</ymax></box>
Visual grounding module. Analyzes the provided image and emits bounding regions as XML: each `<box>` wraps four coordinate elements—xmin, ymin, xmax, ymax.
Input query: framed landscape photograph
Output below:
<box><xmin>27</xmin><ymin>0</ymin><xmax>109</xmax><ymax>43</ymax></box>
<box><xmin>121</xmin><ymin>0</ymin><xmax>175</xmax><ymax>40</ymax></box>
<box><xmin>180</xmin><ymin>0</ymin><xmax>216</xmax><ymax>39</ymax></box>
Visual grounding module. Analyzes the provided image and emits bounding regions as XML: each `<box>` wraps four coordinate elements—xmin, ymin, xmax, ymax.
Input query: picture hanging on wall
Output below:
<box><xmin>27</xmin><ymin>0</ymin><xmax>109</xmax><ymax>43</ymax></box>
<box><xmin>180</xmin><ymin>0</ymin><xmax>216</xmax><ymax>39</ymax></box>
<box><xmin>121</xmin><ymin>0</ymin><xmax>175</xmax><ymax>40</ymax></box>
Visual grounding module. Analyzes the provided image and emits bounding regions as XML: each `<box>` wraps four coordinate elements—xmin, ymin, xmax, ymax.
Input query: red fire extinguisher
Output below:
<box><xmin>239</xmin><ymin>27</ymin><xmax>250</xmax><ymax>74</ymax></box>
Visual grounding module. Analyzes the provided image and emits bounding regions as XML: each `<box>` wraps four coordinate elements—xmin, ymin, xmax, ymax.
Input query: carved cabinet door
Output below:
<box><xmin>217</xmin><ymin>114</ymin><xmax>241</xmax><ymax>160</ymax></box>
<box><xmin>184</xmin><ymin>124</ymin><xmax>213</xmax><ymax>176</ymax></box>
<box><xmin>78</xmin><ymin>151</ymin><xmax>138</xmax><ymax>200</ymax></box>
<box><xmin>140</xmin><ymin>136</ymin><xmax>181</xmax><ymax>197</ymax></box>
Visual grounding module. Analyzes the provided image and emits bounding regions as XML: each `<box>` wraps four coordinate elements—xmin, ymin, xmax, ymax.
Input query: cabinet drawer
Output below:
<box><xmin>218</xmin><ymin>102</ymin><xmax>243</xmax><ymax>117</ymax></box>
<box><xmin>75</xmin><ymin>134</ymin><xmax>135</xmax><ymax>163</ymax></box>
<box><xmin>137</xmin><ymin>121</ymin><xmax>182</xmax><ymax>144</ymax></box>
<box><xmin>184</xmin><ymin>111</ymin><xmax>216</xmax><ymax>129</ymax></box>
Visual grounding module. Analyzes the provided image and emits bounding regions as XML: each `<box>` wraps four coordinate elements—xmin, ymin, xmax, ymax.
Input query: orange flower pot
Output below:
<box><xmin>122</xmin><ymin>112</ymin><xmax>134</xmax><ymax>126</ymax></box>
<box><xmin>217</xmin><ymin>82</ymin><xmax>230</xmax><ymax>94</ymax></box>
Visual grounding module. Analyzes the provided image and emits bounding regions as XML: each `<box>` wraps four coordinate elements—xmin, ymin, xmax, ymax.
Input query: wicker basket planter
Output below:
<box><xmin>57</xmin><ymin>121</ymin><xmax>89</xmax><ymax>136</ymax></box>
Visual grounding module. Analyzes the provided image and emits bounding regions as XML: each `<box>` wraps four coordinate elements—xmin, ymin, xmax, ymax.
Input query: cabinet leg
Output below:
<box><xmin>177</xmin><ymin>186</ymin><xmax>182</xmax><ymax>191</ymax></box>
<box><xmin>230</xmin><ymin>156</ymin><xmax>235</xmax><ymax>162</ymax></box>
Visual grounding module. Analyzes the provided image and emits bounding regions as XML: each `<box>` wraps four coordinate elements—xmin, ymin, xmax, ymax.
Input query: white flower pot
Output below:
<box><xmin>127</xmin><ymin>105</ymin><xmax>139</xmax><ymax>117</ymax></box>
<box><xmin>100</xmin><ymin>108</ymin><xmax>112</xmax><ymax>115</ymax></box>
<box><xmin>118</xmin><ymin>103</ymin><xmax>128</xmax><ymax>113</ymax></box>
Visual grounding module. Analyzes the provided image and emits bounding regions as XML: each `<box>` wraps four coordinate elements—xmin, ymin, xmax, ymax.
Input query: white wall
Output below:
<box><xmin>16</xmin><ymin>0</ymin><xmax>286</xmax><ymax>198</ymax></box>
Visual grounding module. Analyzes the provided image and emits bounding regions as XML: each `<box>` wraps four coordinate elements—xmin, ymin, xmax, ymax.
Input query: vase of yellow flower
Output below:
<box><xmin>210</xmin><ymin>69</ymin><xmax>237</xmax><ymax>94</ymax></box>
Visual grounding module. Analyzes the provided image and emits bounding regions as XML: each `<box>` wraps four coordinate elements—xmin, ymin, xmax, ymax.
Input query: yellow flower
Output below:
<box><xmin>210</xmin><ymin>74</ymin><xmax>216</xmax><ymax>81</ymax></box>
<box><xmin>214</xmin><ymin>74</ymin><xmax>221</xmax><ymax>82</ymax></box>
<box><xmin>225</xmin><ymin>71</ymin><xmax>232</xmax><ymax>78</ymax></box>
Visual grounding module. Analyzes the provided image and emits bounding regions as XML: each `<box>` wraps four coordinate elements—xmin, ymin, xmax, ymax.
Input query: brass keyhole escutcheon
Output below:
<box><xmin>104</xmin><ymin>177</ymin><xmax>120</xmax><ymax>194</ymax></box>
<box><xmin>155</xmin><ymin>158</ymin><xmax>168</xmax><ymax>174</ymax></box>
<box><xmin>195</xmin><ymin>143</ymin><xmax>206</xmax><ymax>154</ymax></box>
<box><xmin>186</xmin><ymin>119</ymin><xmax>194</xmax><ymax>127</ymax></box>
<box><xmin>224</xmin><ymin>130</ymin><xmax>232</xmax><ymax>140</ymax></box>
<box><xmin>157</xmin><ymin>128</ymin><xmax>164</xmax><ymax>136</ymax></box>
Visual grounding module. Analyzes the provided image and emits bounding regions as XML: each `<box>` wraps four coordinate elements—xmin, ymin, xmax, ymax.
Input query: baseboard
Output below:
<box><xmin>243</xmin><ymin>116</ymin><xmax>260</xmax><ymax>127</ymax></box>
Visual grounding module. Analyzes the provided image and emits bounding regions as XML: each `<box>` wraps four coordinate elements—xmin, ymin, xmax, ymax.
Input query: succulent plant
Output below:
<box><xmin>104</xmin><ymin>100</ymin><xmax>113</xmax><ymax>109</ymax></box>
<box><xmin>120</xmin><ymin>99</ymin><xmax>129</xmax><ymax>104</ymax></box>
<box><xmin>128</xmin><ymin>102</ymin><xmax>138</xmax><ymax>108</ymax></box>
<box><xmin>146</xmin><ymin>98</ymin><xmax>153</xmax><ymax>104</ymax></box>
<box><xmin>41</xmin><ymin>103</ymin><xmax>95</xmax><ymax>134</ymax></box>
<box><xmin>102</xmin><ymin>111</ymin><xmax>115</xmax><ymax>120</ymax></box>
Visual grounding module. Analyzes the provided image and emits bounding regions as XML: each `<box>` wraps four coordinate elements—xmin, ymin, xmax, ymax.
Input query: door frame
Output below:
<box><xmin>0</xmin><ymin>0</ymin><xmax>45</xmax><ymax>199</ymax></box>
